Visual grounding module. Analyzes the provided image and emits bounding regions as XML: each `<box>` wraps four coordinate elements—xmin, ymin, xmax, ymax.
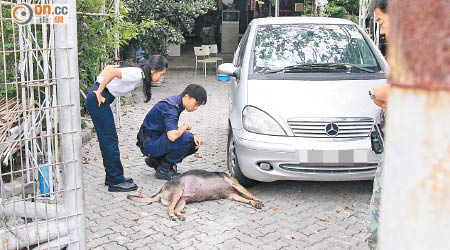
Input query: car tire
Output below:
<box><xmin>227</xmin><ymin>125</ymin><xmax>256</xmax><ymax>187</ymax></box>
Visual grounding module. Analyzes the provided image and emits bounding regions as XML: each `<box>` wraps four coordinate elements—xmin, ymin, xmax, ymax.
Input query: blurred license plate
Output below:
<box><xmin>300</xmin><ymin>150</ymin><xmax>368</xmax><ymax>164</ymax></box>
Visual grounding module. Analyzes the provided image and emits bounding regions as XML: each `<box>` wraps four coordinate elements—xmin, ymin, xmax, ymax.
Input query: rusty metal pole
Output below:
<box><xmin>379</xmin><ymin>0</ymin><xmax>450</xmax><ymax>249</ymax></box>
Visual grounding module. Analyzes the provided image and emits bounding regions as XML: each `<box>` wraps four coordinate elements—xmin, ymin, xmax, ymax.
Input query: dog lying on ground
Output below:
<box><xmin>127</xmin><ymin>169</ymin><xmax>264</xmax><ymax>221</ymax></box>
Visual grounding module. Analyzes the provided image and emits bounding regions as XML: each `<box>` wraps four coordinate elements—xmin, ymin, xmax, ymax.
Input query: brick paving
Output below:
<box><xmin>82</xmin><ymin>70</ymin><xmax>373</xmax><ymax>250</ymax></box>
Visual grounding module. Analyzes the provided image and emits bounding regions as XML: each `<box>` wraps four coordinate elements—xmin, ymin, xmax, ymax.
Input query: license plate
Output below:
<box><xmin>300</xmin><ymin>150</ymin><xmax>368</xmax><ymax>164</ymax></box>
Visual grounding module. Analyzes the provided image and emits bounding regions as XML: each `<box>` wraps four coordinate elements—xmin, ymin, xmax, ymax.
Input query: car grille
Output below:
<box><xmin>279</xmin><ymin>163</ymin><xmax>378</xmax><ymax>174</ymax></box>
<box><xmin>287</xmin><ymin>117</ymin><xmax>374</xmax><ymax>138</ymax></box>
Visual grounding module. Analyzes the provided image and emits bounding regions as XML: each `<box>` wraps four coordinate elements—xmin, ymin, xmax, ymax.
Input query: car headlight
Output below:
<box><xmin>242</xmin><ymin>106</ymin><xmax>286</xmax><ymax>136</ymax></box>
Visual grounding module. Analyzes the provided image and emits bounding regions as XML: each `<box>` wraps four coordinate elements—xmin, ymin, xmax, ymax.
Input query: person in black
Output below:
<box><xmin>137</xmin><ymin>84</ymin><xmax>207</xmax><ymax>180</ymax></box>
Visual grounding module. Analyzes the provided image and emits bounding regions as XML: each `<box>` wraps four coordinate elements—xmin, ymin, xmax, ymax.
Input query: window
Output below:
<box><xmin>253</xmin><ymin>24</ymin><xmax>381</xmax><ymax>73</ymax></box>
<box><xmin>236</xmin><ymin>26</ymin><xmax>251</xmax><ymax>68</ymax></box>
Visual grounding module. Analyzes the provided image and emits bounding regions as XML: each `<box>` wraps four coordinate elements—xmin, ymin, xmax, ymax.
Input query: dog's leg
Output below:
<box><xmin>227</xmin><ymin>192</ymin><xmax>263</xmax><ymax>209</ymax></box>
<box><xmin>127</xmin><ymin>187</ymin><xmax>163</xmax><ymax>204</ymax></box>
<box><xmin>226</xmin><ymin>177</ymin><xmax>262</xmax><ymax>202</ymax></box>
<box><xmin>174</xmin><ymin>199</ymin><xmax>186</xmax><ymax>221</ymax></box>
<box><xmin>167</xmin><ymin>187</ymin><xmax>183</xmax><ymax>221</ymax></box>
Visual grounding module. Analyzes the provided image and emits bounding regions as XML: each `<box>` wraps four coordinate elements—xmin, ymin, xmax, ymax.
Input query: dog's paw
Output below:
<box><xmin>252</xmin><ymin>201</ymin><xmax>264</xmax><ymax>209</ymax></box>
<box><xmin>178</xmin><ymin>215</ymin><xmax>186</xmax><ymax>221</ymax></box>
<box><xmin>169</xmin><ymin>215</ymin><xmax>177</xmax><ymax>221</ymax></box>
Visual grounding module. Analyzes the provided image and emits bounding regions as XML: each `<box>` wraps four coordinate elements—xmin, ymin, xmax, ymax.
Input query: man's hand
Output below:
<box><xmin>183</xmin><ymin>123</ymin><xmax>192</xmax><ymax>130</ymax></box>
<box><xmin>167</xmin><ymin>123</ymin><xmax>193</xmax><ymax>142</ymax></box>
<box><xmin>193</xmin><ymin>135</ymin><xmax>201</xmax><ymax>149</ymax></box>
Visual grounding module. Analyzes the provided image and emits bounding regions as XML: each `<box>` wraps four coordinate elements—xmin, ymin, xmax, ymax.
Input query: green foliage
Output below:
<box><xmin>122</xmin><ymin>0</ymin><xmax>216</xmax><ymax>58</ymax></box>
<box><xmin>326</xmin><ymin>4</ymin><xmax>347</xmax><ymax>18</ymax></box>
<box><xmin>0</xmin><ymin>84</ymin><xmax>16</xmax><ymax>97</ymax></box>
<box><xmin>326</xmin><ymin>0</ymin><xmax>359</xmax><ymax>20</ymax></box>
<box><xmin>329</xmin><ymin>0</ymin><xmax>359</xmax><ymax>15</ymax></box>
<box><xmin>303</xmin><ymin>0</ymin><xmax>359</xmax><ymax>21</ymax></box>
<box><xmin>77</xmin><ymin>0</ymin><xmax>142</xmax><ymax>96</ymax></box>
<box><xmin>0</xmin><ymin>6</ymin><xmax>20</xmax><ymax>98</ymax></box>
<box><xmin>76</xmin><ymin>0</ymin><xmax>215</xmax><ymax>114</ymax></box>
<box><xmin>80</xmin><ymin>116</ymin><xmax>92</xmax><ymax>129</ymax></box>
<box><xmin>2</xmin><ymin>0</ymin><xmax>217</xmax><ymax>111</ymax></box>
<box><xmin>349</xmin><ymin>15</ymin><xmax>358</xmax><ymax>24</ymax></box>
<box><xmin>76</xmin><ymin>0</ymin><xmax>214</xmax><ymax>96</ymax></box>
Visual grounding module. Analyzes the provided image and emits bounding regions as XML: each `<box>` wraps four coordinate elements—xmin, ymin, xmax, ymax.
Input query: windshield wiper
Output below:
<box><xmin>261</xmin><ymin>63</ymin><xmax>376</xmax><ymax>74</ymax></box>
<box><xmin>344</xmin><ymin>64</ymin><xmax>377</xmax><ymax>73</ymax></box>
<box><xmin>262</xmin><ymin>63</ymin><xmax>346</xmax><ymax>74</ymax></box>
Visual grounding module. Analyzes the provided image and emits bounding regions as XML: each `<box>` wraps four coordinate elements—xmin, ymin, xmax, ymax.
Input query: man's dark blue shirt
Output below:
<box><xmin>140</xmin><ymin>94</ymin><xmax>184</xmax><ymax>137</ymax></box>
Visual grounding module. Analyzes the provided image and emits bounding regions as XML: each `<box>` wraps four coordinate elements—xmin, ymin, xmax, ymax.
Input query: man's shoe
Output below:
<box><xmin>155</xmin><ymin>162</ymin><xmax>180</xmax><ymax>180</ymax></box>
<box><xmin>105</xmin><ymin>177</ymin><xmax>133</xmax><ymax>186</ymax></box>
<box><xmin>155</xmin><ymin>168</ymin><xmax>180</xmax><ymax>180</ymax></box>
<box><xmin>108</xmin><ymin>182</ymin><xmax>138</xmax><ymax>192</ymax></box>
<box><xmin>145</xmin><ymin>157</ymin><xmax>160</xmax><ymax>170</ymax></box>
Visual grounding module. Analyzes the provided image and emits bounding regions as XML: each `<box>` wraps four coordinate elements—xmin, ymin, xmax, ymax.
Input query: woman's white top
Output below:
<box><xmin>96</xmin><ymin>67</ymin><xmax>144</xmax><ymax>97</ymax></box>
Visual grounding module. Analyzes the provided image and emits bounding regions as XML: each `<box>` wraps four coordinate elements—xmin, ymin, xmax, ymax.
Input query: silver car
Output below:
<box><xmin>218</xmin><ymin>17</ymin><xmax>387</xmax><ymax>186</ymax></box>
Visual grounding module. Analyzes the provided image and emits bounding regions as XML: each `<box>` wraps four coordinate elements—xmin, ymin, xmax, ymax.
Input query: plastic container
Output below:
<box><xmin>217</xmin><ymin>74</ymin><xmax>230</xmax><ymax>82</ymax></box>
<box><xmin>38</xmin><ymin>164</ymin><xmax>51</xmax><ymax>196</ymax></box>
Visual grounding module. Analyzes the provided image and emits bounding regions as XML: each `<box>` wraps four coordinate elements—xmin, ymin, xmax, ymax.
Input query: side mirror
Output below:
<box><xmin>218</xmin><ymin>63</ymin><xmax>239</xmax><ymax>79</ymax></box>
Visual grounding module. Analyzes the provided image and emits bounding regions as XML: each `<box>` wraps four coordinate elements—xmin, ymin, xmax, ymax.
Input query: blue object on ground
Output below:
<box><xmin>217</xmin><ymin>74</ymin><xmax>230</xmax><ymax>82</ymax></box>
<box><xmin>38</xmin><ymin>164</ymin><xmax>50</xmax><ymax>196</ymax></box>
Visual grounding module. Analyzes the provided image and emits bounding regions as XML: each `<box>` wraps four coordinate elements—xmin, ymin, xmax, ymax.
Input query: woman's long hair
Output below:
<box><xmin>120</xmin><ymin>55</ymin><xmax>168</xmax><ymax>103</ymax></box>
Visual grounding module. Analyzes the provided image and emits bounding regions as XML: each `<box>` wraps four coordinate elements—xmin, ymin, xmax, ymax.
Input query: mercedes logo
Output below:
<box><xmin>325</xmin><ymin>123</ymin><xmax>339</xmax><ymax>136</ymax></box>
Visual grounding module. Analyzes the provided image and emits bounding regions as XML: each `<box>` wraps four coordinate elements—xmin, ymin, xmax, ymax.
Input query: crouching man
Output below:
<box><xmin>137</xmin><ymin>84</ymin><xmax>207</xmax><ymax>180</ymax></box>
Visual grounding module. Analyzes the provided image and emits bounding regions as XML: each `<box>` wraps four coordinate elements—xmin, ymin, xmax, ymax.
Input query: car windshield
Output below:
<box><xmin>253</xmin><ymin>24</ymin><xmax>382</xmax><ymax>73</ymax></box>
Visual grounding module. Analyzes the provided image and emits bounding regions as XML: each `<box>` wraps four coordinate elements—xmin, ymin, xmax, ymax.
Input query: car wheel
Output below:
<box><xmin>227</xmin><ymin>125</ymin><xmax>256</xmax><ymax>187</ymax></box>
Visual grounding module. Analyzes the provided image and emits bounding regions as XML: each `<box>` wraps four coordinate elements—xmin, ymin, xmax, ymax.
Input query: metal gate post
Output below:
<box><xmin>54</xmin><ymin>0</ymin><xmax>87</xmax><ymax>249</ymax></box>
<box><xmin>379</xmin><ymin>0</ymin><xmax>450</xmax><ymax>249</ymax></box>
<box><xmin>114</xmin><ymin>0</ymin><xmax>121</xmax><ymax>128</ymax></box>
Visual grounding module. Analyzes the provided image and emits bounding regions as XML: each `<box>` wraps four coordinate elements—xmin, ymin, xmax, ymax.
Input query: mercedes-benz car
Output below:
<box><xmin>218</xmin><ymin>17</ymin><xmax>387</xmax><ymax>186</ymax></box>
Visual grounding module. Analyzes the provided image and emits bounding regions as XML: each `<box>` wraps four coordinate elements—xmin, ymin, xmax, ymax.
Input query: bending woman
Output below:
<box><xmin>86</xmin><ymin>55</ymin><xmax>168</xmax><ymax>192</ymax></box>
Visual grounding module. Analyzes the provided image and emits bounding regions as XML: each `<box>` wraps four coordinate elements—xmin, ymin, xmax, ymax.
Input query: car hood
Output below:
<box><xmin>247</xmin><ymin>79</ymin><xmax>387</xmax><ymax>121</ymax></box>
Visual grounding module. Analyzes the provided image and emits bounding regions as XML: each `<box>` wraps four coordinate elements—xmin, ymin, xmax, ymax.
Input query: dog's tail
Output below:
<box><xmin>127</xmin><ymin>187</ymin><xmax>163</xmax><ymax>204</ymax></box>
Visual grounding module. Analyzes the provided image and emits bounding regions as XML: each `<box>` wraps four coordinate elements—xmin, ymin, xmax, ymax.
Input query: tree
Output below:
<box><xmin>326</xmin><ymin>0</ymin><xmax>359</xmax><ymax>20</ymax></box>
<box><xmin>329</xmin><ymin>0</ymin><xmax>359</xmax><ymax>15</ymax></box>
<box><xmin>77</xmin><ymin>0</ymin><xmax>144</xmax><ymax>98</ymax></box>
<box><xmin>121</xmin><ymin>0</ymin><xmax>216</xmax><ymax>59</ymax></box>
<box><xmin>303</xmin><ymin>0</ymin><xmax>359</xmax><ymax>23</ymax></box>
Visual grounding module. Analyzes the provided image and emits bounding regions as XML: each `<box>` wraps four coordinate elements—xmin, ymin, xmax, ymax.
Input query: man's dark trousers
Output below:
<box><xmin>141</xmin><ymin>131</ymin><xmax>196</xmax><ymax>164</ymax></box>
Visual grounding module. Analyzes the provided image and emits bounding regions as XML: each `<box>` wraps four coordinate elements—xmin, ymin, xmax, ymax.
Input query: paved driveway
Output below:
<box><xmin>83</xmin><ymin>71</ymin><xmax>373</xmax><ymax>250</ymax></box>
